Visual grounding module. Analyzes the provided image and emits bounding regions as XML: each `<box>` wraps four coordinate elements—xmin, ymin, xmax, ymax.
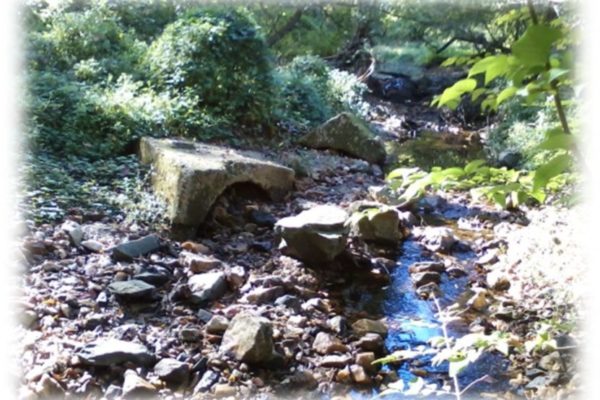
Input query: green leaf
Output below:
<box><xmin>441</xmin><ymin>57</ymin><xmax>457</xmax><ymax>67</ymax></box>
<box><xmin>492</xmin><ymin>192</ymin><xmax>507</xmax><ymax>207</ymax></box>
<box><xmin>512</xmin><ymin>24</ymin><xmax>562</xmax><ymax>67</ymax></box>
<box><xmin>537</xmin><ymin>133</ymin><xmax>574</xmax><ymax>151</ymax></box>
<box><xmin>496</xmin><ymin>86</ymin><xmax>518</xmax><ymax>106</ymax></box>
<box><xmin>548</xmin><ymin>68</ymin><xmax>569</xmax><ymax>83</ymax></box>
<box><xmin>533</xmin><ymin>154</ymin><xmax>571</xmax><ymax>191</ymax></box>
<box><xmin>437</xmin><ymin>79</ymin><xmax>478</xmax><ymax>108</ymax></box>
<box><xmin>469</xmin><ymin>55</ymin><xmax>512</xmax><ymax>84</ymax></box>
<box><xmin>464</xmin><ymin>159</ymin><xmax>486</xmax><ymax>174</ymax></box>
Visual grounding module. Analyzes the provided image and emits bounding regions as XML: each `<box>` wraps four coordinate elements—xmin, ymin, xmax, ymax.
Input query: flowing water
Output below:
<box><xmin>335</xmin><ymin>132</ymin><xmax>513</xmax><ymax>398</ymax></box>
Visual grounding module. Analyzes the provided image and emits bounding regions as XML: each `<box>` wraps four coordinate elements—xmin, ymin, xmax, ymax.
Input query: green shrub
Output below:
<box><xmin>143</xmin><ymin>10</ymin><xmax>276</xmax><ymax>127</ymax></box>
<box><xmin>27</xmin><ymin>2</ymin><xmax>145</xmax><ymax>76</ymax></box>
<box><xmin>275</xmin><ymin>55</ymin><xmax>368</xmax><ymax>128</ymax></box>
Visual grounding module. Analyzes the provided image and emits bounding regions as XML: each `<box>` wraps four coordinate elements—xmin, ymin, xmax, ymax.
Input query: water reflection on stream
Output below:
<box><xmin>345</xmin><ymin>220</ymin><xmax>510</xmax><ymax>399</ymax></box>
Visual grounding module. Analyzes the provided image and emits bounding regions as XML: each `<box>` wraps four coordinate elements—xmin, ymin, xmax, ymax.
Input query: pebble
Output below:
<box><xmin>356</xmin><ymin>333</ymin><xmax>384</xmax><ymax>351</ymax></box>
<box><xmin>327</xmin><ymin>316</ymin><xmax>347</xmax><ymax>335</ymax></box>
<box><xmin>180</xmin><ymin>326</ymin><xmax>202</xmax><ymax>342</ymax></box>
<box><xmin>205</xmin><ymin>315</ymin><xmax>230</xmax><ymax>335</ymax></box>
<box><xmin>82</xmin><ymin>240</ymin><xmax>103</xmax><ymax>252</ymax></box>
<box><xmin>350</xmin><ymin>364</ymin><xmax>371</xmax><ymax>384</ymax></box>
<box><xmin>226</xmin><ymin>266</ymin><xmax>246</xmax><ymax>289</ymax></box>
<box><xmin>213</xmin><ymin>383</ymin><xmax>237</xmax><ymax>397</ymax></box>
<box><xmin>408</xmin><ymin>261</ymin><xmax>445</xmax><ymax>274</ymax></box>
<box><xmin>274</xmin><ymin>294</ymin><xmax>303</xmax><ymax>312</ymax></box>
<box><xmin>194</xmin><ymin>370</ymin><xmax>220</xmax><ymax>393</ymax></box>
<box><xmin>352</xmin><ymin>319</ymin><xmax>388</xmax><ymax>337</ymax></box>
<box><xmin>107</xmin><ymin>280</ymin><xmax>156</xmax><ymax>302</ymax></box>
<box><xmin>180</xmin><ymin>251</ymin><xmax>223</xmax><ymax>273</ymax></box>
<box><xmin>122</xmin><ymin>369</ymin><xmax>157</xmax><ymax>397</ymax></box>
<box><xmin>411</xmin><ymin>271</ymin><xmax>441</xmax><ymax>288</ymax></box>
<box><xmin>312</xmin><ymin>332</ymin><xmax>349</xmax><ymax>354</ymax></box>
<box><xmin>181</xmin><ymin>241</ymin><xmax>210</xmax><ymax>254</ymax></box>
<box><xmin>154</xmin><ymin>358</ymin><xmax>190</xmax><ymax>384</ymax></box>
<box><xmin>243</xmin><ymin>286</ymin><xmax>285</xmax><ymax>305</ymax></box>
<box><xmin>197</xmin><ymin>309</ymin><xmax>213</xmax><ymax>323</ymax></box>
<box><xmin>319</xmin><ymin>355</ymin><xmax>353</xmax><ymax>368</ymax></box>
<box><xmin>355</xmin><ymin>352</ymin><xmax>376</xmax><ymax>373</ymax></box>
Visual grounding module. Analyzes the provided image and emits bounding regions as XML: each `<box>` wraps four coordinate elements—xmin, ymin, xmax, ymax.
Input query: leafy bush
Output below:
<box><xmin>275</xmin><ymin>55</ymin><xmax>368</xmax><ymax>128</ymax></box>
<box><xmin>142</xmin><ymin>9</ymin><xmax>276</xmax><ymax>127</ymax></box>
<box><xmin>26</xmin><ymin>1</ymin><xmax>146</xmax><ymax>77</ymax></box>
<box><xmin>386</xmin><ymin>158</ymin><xmax>572</xmax><ymax>209</ymax></box>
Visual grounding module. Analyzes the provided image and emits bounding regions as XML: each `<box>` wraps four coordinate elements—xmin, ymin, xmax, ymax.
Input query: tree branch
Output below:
<box><xmin>266</xmin><ymin>8</ymin><xmax>304</xmax><ymax>47</ymax></box>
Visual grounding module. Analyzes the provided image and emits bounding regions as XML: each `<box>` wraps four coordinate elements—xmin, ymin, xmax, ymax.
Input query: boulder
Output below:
<box><xmin>77</xmin><ymin>339</ymin><xmax>155</xmax><ymax>367</ymax></box>
<box><xmin>349</xmin><ymin>206</ymin><xmax>404</xmax><ymax>244</ymax></box>
<box><xmin>188</xmin><ymin>272</ymin><xmax>227</xmax><ymax>304</ymax></box>
<box><xmin>220</xmin><ymin>312</ymin><xmax>275</xmax><ymax>364</ymax></box>
<box><xmin>299</xmin><ymin>113</ymin><xmax>386</xmax><ymax>164</ymax></box>
<box><xmin>138</xmin><ymin>138</ymin><xmax>295</xmax><ymax>233</ymax></box>
<box><xmin>275</xmin><ymin>205</ymin><xmax>349</xmax><ymax>265</ymax></box>
<box><xmin>419</xmin><ymin>227</ymin><xmax>457</xmax><ymax>253</ymax></box>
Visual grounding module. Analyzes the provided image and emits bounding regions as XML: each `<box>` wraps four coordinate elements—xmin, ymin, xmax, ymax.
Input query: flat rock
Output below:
<box><xmin>108</xmin><ymin>280</ymin><xmax>156</xmax><ymax>302</ymax></box>
<box><xmin>220</xmin><ymin>312</ymin><xmax>274</xmax><ymax>364</ymax></box>
<box><xmin>275</xmin><ymin>205</ymin><xmax>349</xmax><ymax>265</ymax></box>
<box><xmin>154</xmin><ymin>358</ymin><xmax>190</xmax><ymax>384</ymax></box>
<box><xmin>77</xmin><ymin>339</ymin><xmax>154</xmax><ymax>367</ymax></box>
<box><xmin>139</xmin><ymin>137</ymin><xmax>295</xmax><ymax>233</ymax></box>
<box><xmin>300</xmin><ymin>113</ymin><xmax>386</xmax><ymax>164</ymax></box>
<box><xmin>188</xmin><ymin>272</ymin><xmax>227</xmax><ymax>304</ymax></box>
<box><xmin>112</xmin><ymin>235</ymin><xmax>161</xmax><ymax>261</ymax></box>
<box><xmin>352</xmin><ymin>319</ymin><xmax>388</xmax><ymax>337</ymax></box>
<box><xmin>122</xmin><ymin>369</ymin><xmax>157</xmax><ymax>397</ymax></box>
